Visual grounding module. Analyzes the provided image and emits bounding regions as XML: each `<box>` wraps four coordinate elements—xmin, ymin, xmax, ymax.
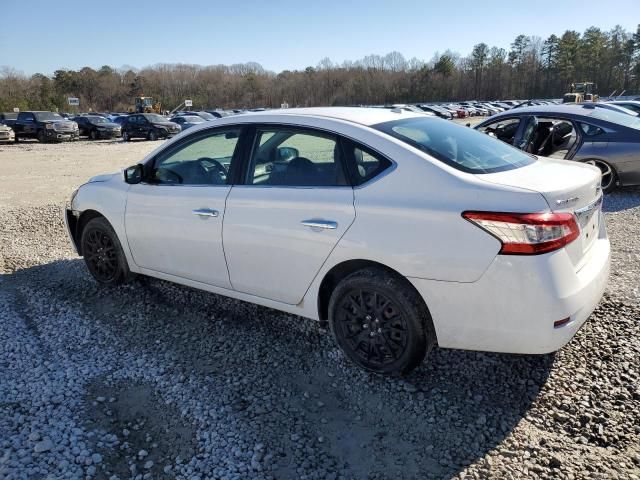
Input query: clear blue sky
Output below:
<box><xmin>1</xmin><ymin>0</ymin><xmax>638</xmax><ymax>75</ymax></box>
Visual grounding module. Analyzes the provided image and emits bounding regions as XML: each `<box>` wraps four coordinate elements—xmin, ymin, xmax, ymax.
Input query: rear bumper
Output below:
<box><xmin>409</xmin><ymin>231</ymin><xmax>610</xmax><ymax>354</ymax></box>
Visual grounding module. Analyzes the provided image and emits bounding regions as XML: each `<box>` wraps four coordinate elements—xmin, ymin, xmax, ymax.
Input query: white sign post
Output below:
<box><xmin>184</xmin><ymin>99</ymin><xmax>193</xmax><ymax>108</ymax></box>
<box><xmin>68</xmin><ymin>97</ymin><xmax>80</xmax><ymax>106</ymax></box>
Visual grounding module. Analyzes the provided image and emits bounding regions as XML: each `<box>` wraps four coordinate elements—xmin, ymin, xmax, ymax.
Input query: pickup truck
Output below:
<box><xmin>13</xmin><ymin>111</ymin><xmax>79</xmax><ymax>142</ymax></box>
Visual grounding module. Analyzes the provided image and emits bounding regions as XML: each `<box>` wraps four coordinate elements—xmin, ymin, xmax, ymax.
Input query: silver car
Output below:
<box><xmin>475</xmin><ymin>104</ymin><xmax>640</xmax><ymax>193</ymax></box>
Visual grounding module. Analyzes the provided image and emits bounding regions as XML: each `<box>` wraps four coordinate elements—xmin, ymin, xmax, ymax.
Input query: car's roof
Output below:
<box><xmin>244</xmin><ymin>107</ymin><xmax>425</xmax><ymax>126</ymax></box>
<box><xmin>487</xmin><ymin>104</ymin><xmax>598</xmax><ymax>119</ymax></box>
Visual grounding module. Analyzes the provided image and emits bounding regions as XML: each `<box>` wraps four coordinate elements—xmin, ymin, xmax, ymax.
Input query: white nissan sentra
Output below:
<box><xmin>64</xmin><ymin>107</ymin><xmax>610</xmax><ymax>375</ymax></box>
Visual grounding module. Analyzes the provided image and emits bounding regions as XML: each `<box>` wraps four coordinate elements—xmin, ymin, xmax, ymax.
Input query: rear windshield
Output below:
<box><xmin>373</xmin><ymin>117</ymin><xmax>535</xmax><ymax>174</ymax></box>
<box><xmin>590</xmin><ymin>107</ymin><xmax>640</xmax><ymax>130</ymax></box>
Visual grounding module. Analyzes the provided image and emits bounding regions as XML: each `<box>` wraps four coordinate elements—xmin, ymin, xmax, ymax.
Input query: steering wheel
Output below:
<box><xmin>196</xmin><ymin>157</ymin><xmax>227</xmax><ymax>184</ymax></box>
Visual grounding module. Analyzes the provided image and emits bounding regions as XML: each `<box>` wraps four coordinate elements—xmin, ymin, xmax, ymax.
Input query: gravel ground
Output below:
<box><xmin>0</xmin><ymin>140</ymin><xmax>639</xmax><ymax>479</ymax></box>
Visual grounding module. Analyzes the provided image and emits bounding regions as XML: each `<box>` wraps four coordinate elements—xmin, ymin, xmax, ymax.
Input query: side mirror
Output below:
<box><xmin>465</xmin><ymin>123</ymin><xmax>471</xmax><ymax>128</ymax></box>
<box><xmin>276</xmin><ymin>146</ymin><xmax>299</xmax><ymax>162</ymax></box>
<box><xmin>124</xmin><ymin>164</ymin><xmax>143</xmax><ymax>184</ymax></box>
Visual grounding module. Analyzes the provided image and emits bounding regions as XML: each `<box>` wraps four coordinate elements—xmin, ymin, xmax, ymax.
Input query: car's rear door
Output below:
<box><xmin>125</xmin><ymin>126</ymin><xmax>244</xmax><ymax>288</ymax></box>
<box><xmin>223</xmin><ymin>125</ymin><xmax>355</xmax><ymax>304</ymax></box>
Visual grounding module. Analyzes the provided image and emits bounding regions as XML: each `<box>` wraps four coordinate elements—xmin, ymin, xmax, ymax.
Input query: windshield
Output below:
<box><xmin>145</xmin><ymin>114</ymin><xmax>167</xmax><ymax>123</ymax></box>
<box><xmin>183</xmin><ymin>116</ymin><xmax>205</xmax><ymax>122</ymax></box>
<box><xmin>374</xmin><ymin>117</ymin><xmax>536</xmax><ymax>174</ymax></box>
<box><xmin>87</xmin><ymin>116</ymin><xmax>108</xmax><ymax>123</ymax></box>
<box><xmin>590</xmin><ymin>107</ymin><xmax>640</xmax><ymax>130</ymax></box>
<box><xmin>34</xmin><ymin>112</ymin><xmax>63</xmax><ymax>121</ymax></box>
<box><xmin>195</xmin><ymin>111</ymin><xmax>215</xmax><ymax>120</ymax></box>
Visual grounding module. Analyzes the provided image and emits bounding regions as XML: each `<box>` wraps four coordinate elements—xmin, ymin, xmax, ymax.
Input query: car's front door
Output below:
<box><xmin>125</xmin><ymin>126</ymin><xmax>243</xmax><ymax>288</ymax></box>
<box><xmin>223</xmin><ymin>126</ymin><xmax>356</xmax><ymax>304</ymax></box>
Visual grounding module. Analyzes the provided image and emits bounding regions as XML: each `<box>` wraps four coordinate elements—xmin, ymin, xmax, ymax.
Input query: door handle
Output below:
<box><xmin>301</xmin><ymin>219</ymin><xmax>338</xmax><ymax>230</ymax></box>
<box><xmin>192</xmin><ymin>208</ymin><xmax>219</xmax><ymax>217</ymax></box>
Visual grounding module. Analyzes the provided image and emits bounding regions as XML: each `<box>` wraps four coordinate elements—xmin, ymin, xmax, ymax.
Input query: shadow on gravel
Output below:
<box><xmin>602</xmin><ymin>187</ymin><xmax>640</xmax><ymax>212</ymax></box>
<box><xmin>7</xmin><ymin>259</ymin><xmax>555</xmax><ymax>479</ymax></box>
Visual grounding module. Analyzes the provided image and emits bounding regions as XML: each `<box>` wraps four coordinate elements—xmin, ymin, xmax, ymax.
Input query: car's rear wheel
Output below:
<box><xmin>81</xmin><ymin>217</ymin><xmax>133</xmax><ymax>285</ymax></box>
<box><xmin>37</xmin><ymin>130</ymin><xmax>46</xmax><ymax>143</ymax></box>
<box><xmin>584</xmin><ymin>159</ymin><xmax>617</xmax><ymax>193</ymax></box>
<box><xmin>328</xmin><ymin>268</ymin><xmax>435</xmax><ymax>376</ymax></box>
<box><xmin>122</xmin><ymin>131</ymin><xmax>130</xmax><ymax>142</ymax></box>
<box><xmin>148</xmin><ymin>129</ymin><xmax>158</xmax><ymax>141</ymax></box>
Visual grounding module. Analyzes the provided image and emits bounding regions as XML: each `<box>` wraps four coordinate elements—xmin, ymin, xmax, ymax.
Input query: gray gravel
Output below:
<box><xmin>1</xmin><ymin>190</ymin><xmax>639</xmax><ymax>479</ymax></box>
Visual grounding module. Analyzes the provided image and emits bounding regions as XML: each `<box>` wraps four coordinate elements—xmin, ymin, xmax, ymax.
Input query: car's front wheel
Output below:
<box><xmin>80</xmin><ymin>217</ymin><xmax>133</xmax><ymax>285</ymax></box>
<box><xmin>583</xmin><ymin>159</ymin><xmax>617</xmax><ymax>194</ymax></box>
<box><xmin>328</xmin><ymin>268</ymin><xmax>435</xmax><ymax>376</ymax></box>
<box><xmin>148</xmin><ymin>129</ymin><xmax>158</xmax><ymax>141</ymax></box>
<box><xmin>90</xmin><ymin>129</ymin><xmax>98</xmax><ymax>140</ymax></box>
<box><xmin>37</xmin><ymin>130</ymin><xmax>46</xmax><ymax>143</ymax></box>
<box><xmin>122</xmin><ymin>131</ymin><xmax>130</xmax><ymax>142</ymax></box>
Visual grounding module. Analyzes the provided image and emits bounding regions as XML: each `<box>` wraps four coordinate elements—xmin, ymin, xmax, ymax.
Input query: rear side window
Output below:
<box><xmin>374</xmin><ymin>117</ymin><xmax>535</xmax><ymax>174</ymax></box>
<box><xmin>342</xmin><ymin>139</ymin><xmax>392</xmax><ymax>185</ymax></box>
<box><xmin>247</xmin><ymin>128</ymin><xmax>348</xmax><ymax>186</ymax></box>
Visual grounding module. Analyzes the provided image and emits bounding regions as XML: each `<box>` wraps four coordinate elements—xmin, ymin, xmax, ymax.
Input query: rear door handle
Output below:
<box><xmin>192</xmin><ymin>208</ymin><xmax>219</xmax><ymax>217</ymax></box>
<box><xmin>301</xmin><ymin>219</ymin><xmax>338</xmax><ymax>230</ymax></box>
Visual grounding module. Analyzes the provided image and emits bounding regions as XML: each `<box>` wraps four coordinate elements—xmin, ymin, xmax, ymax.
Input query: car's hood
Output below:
<box><xmin>153</xmin><ymin>121</ymin><xmax>179</xmax><ymax>128</ymax></box>
<box><xmin>477</xmin><ymin>156</ymin><xmax>602</xmax><ymax>212</ymax></box>
<box><xmin>0</xmin><ymin>124</ymin><xmax>12</xmax><ymax>131</ymax></box>
<box><xmin>87</xmin><ymin>172</ymin><xmax>118</xmax><ymax>183</ymax></box>
<box><xmin>95</xmin><ymin>122</ymin><xmax>120</xmax><ymax>128</ymax></box>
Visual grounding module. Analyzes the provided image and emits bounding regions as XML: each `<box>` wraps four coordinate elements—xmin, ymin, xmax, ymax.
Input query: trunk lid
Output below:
<box><xmin>478</xmin><ymin>157</ymin><xmax>603</xmax><ymax>269</ymax></box>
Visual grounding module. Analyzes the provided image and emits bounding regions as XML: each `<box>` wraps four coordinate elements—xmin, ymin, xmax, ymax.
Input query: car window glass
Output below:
<box><xmin>152</xmin><ymin>128</ymin><xmax>240</xmax><ymax>185</ymax></box>
<box><xmin>343</xmin><ymin>140</ymin><xmax>392</xmax><ymax>185</ymax></box>
<box><xmin>579</xmin><ymin>122</ymin><xmax>604</xmax><ymax>136</ymax></box>
<box><xmin>248</xmin><ymin>129</ymin><xmax>347</xmax><ymax>186</ymax></box>
<box><xmin>530</xmin><ymin>117</ymin><xmax>578</xmax><ymax>158</ymax></box>
<box><xmin>374</xmin><ymin>117</ymin><xmax>535</xmax><ymax>174</ymax></box>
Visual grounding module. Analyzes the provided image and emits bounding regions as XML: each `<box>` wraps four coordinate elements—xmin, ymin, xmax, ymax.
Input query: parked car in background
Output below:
<box><xmin>475</xmin><ymin>104</ymin><xmax>640</xmax><ymax>193</ymax></box>
<box><xmin>121</xmin><ymin>113</ymin><xmax>181</xmax><ymax>141</ymax></box>
<box><xmin>170</xmin><ymin>115</ymin><xmax>206</xmax><ymax>130</ymax></box>
<box><xmin>0</xmin><ymin>112</ymin><xmax>18</xmax><ymax>127</ymax></box>
<box><xmin>604</xmin><ymin>100</ymin><xmax>640</xmax><ymax>114</ymax></box>
<box><xmin>418</xmin><ymin>104</ymin><xmax>453</xmax><ymax>119</ymax></box>
<box><xmin>13</xmin><ymin>111</ymin><xmax>79</xmax><ymax>142</ymax></box>
<box><xmin>186</xmin><ymin>111</ymin><xmax>217</xmax><ymax>121</ymax></box>
<box><xmin>588</xmin><ymin>103</ymin><xmax>639</xmax><ymax>117</ymax></box>
<box><xmin>112</xmin><ymin>116</ymin><xmax>129</xmax><ymax>127</ymax></box>
<box><xmin>65</xmin><ymin>107</ymin><xmax>609</xmax><ymax>376</ymax></box>
<box><xmin>73</xmin><ymin>115</ymin><xmax>121</xmax><ymax>139</ymax></box>
<box><xmin>0</xmin><ymin>123</ymin><xmax>15</xmax><ymax>142</ymax></box>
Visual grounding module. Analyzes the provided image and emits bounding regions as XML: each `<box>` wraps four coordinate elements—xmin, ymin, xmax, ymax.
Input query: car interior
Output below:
<box><xmin>524</xmin><ymin>118</ymin><xmax>577</xmax><ymax>159</ymax></box>
<box><xmin>249</xmin><ymin>131</ymin><xmax>348</xmax><ymax>186</ymax></box>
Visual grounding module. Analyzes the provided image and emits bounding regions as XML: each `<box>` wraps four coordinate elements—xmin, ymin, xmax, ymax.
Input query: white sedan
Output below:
<box><xmin>65</xmin><ymin>107</ymin><xmax>610</xmax><ymax>375</ymax></box>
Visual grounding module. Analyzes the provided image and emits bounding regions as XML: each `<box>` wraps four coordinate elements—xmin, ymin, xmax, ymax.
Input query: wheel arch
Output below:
<box><xmin>316</xmin><ymin>259</ymin><xmax>429</xmax><ymax>323</ymax></box>
<box><xmin>74</xmin><ymin>209</ymin><xmax>106</xmax><ymax>255</ymax></box>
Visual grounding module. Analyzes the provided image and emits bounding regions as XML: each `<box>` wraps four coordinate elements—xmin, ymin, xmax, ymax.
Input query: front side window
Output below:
<box><xmin>374</xmin><ymin>117</ymin><xmax>535</xmax><ymax>174</ymax></box>
<box><xmin>151</xmin><ymin>128</ymin><xmax>240</xmax><ymax>185</ymax></box>
<box><xmin>247</xmin><ymin>128</ymin><xmax>348</xmax><ymax>186</ymax></box>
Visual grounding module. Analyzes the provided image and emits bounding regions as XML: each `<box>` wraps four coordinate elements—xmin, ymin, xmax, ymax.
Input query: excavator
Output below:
<box><xmin>562</xmin><ymin>82</ymin><xmax>599</xmax><ymax>103</ymax></box>
<box><xmin>130</xmin><ymin>96</ymin><xmax>163</xmax><ymax>114</ymax></box>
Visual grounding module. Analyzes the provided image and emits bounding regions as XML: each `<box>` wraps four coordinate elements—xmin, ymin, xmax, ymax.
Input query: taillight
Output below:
<box><xmin>462</xmin><ymin>211</ymin><xmax>580</xmax><ymax>255</ymax></box>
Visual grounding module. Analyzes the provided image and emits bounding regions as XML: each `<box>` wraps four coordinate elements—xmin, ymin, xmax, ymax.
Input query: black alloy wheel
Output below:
<box><xmin>329</xmin><ymin>268</ymin><xmax>434</xmax><ymax>376</ymax></box>
<box><xmin>81</xmin><ymin>217</ymin><xmax>133</xmax><ymax>285</ymax></box>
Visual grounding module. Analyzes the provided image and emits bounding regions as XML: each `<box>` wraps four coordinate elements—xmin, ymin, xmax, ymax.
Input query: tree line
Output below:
<box><xmin>1</xmin><ymin>24</ymin><xmax>639</xmax><ymax>113</ymax></box>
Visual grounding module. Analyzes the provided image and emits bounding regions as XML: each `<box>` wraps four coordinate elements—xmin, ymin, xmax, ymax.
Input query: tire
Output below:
<box><xmin>80</xmin><ymin>217</ymin><xmax>134</xmax><ymax>285</ymax></box>
<box><xmin>90</xmin><ymin>129</ymin><xmax>98</xmax><ymax>140</ymax></box>
<box><xmin>37</xmin><ymin>130</ymin><xmax>46</xmax><ymax>143</ymax></box>
<box><xmin>328</xmin><ymin>267</ymin><xmax>435</xmax><ymax>376</ymax></box>
<box><xmin>122</xmin><ymin>130</ymin><xmax>130</xmax><ymax>142</ymax></box>
<box><xmin>148</xmin><ymin>129</ymin><xmax>158</xmax><ymax>141</ymax></box>
<box><xmin>583</xmin><ymin>159</ymin><xmax>618</xmax><ymax>194</ymax></box>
